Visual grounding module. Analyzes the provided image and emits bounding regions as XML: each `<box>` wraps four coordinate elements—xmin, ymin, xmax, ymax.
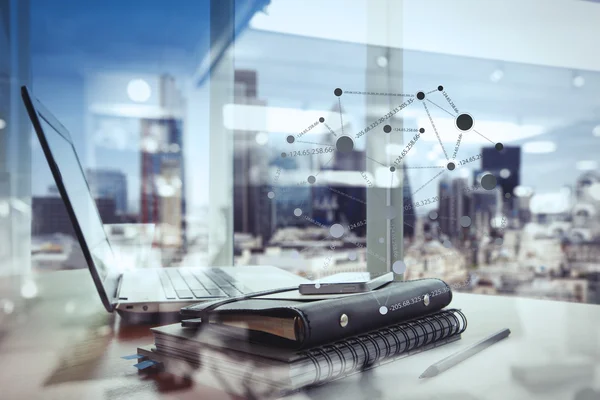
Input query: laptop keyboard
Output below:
<box><xmin>158</xmin><ymin>268</ymin><xmax>251</xmax><ymax>300</ymax></box>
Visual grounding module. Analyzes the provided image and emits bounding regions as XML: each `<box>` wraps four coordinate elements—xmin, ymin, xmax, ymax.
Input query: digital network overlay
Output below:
<box><xmin>267</xmin><ymin>85</ymin><xmax>505</xmax><ymax>315</ymax></box>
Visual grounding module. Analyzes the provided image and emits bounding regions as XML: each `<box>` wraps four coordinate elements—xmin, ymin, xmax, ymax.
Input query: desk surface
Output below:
<box><xmin>1</xmin><ymin>269</ymin><xmax>600</xmax><ymax>400</ymax></box>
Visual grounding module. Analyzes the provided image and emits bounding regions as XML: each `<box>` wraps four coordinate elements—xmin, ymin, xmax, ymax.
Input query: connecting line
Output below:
<box><xmin>403</xmin><ymin>219</ymin><xmax>416</xmax><ymax>229</ymax></box>
<box><xmin>396</xmin><ymin>165</ymin><xmax>446</xmax><ymax>170</ymax></box>
<box><xmin>342</xmin><ymin>90</ymin><xmax>414</xmax><ymax>97</ymax></box>
<box><xmin>422</xmin><ymin>102</ymin><xmax>449</xmax><ymax>160</ymax></box>
<box><xmin>472</xmin><ymin>129</ymin><xmax>495</xmax><ymax>144</ymax></box>
<box><xmin>328</xmin><ymin>187</ymin><xmax>366</xmax><ymax>205</ymax></box>
<box><xmin>365</xmin><ymin>154</ymin><xmax>389</xmax><ymax>168</ymax></box>
<box><xmin>323</xmin><ymin>122</ymin><xmax>337</xmax><ymax>137</ymax></box>
<box><xmin>315</xmin><ymin>154</ymin><xmax>336</xmax><ymax>176</ymax></box>
<box><xmin>412</xmin><ymin>170</ymin><xmax>445</xmax><ymax>196</ymax></box>
<box><xmin>338</xmin><ymin>98</ymin><xmax>345</xmax><ymax>137</ymax></box>
<box><xmin>295</xmin><ymin>140</ymin><xmax>334</xmax><ymax>147</ymax></box>
<box><xmin>426</xmin><ymin>99</ymin><xmax>457</xmax><ymax>118</ymax></box>
<box><xmin>426</xmin><ymin>89</ymin><xmax>438</xmax><ymax>95</ymax></box>
<box><xmin>297</xmin><ymin>235</ymin><xmax>331</xmax><ymax>253</ymax></box>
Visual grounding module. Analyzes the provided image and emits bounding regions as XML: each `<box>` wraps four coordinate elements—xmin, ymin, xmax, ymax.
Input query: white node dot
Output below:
<box><xmin>330</xmin><ymin>224</ymin><xmax>345</xmax><ymax>238</ymax></box>
<box><xmin>1</xmin><ymin>299</ymin><xmax>14</xmax><ymax>314</ymax></box>
<box><xmin>294</xmin><ymin>208</ymin><xmax>302</xmax><ymax>217</ymax></box>
<box><xmin>315</xmin><ymin>283</ymin><xmax>321</xmax><ymax>289</ymax></box>
<box><xmin>267</xmin><ymin>191</ymin><xmax>275</xmax><ymax>199</ymax></box>
<box><xmin>348</xmin><ymin>252</ymin><xmax>357</xmax><ymax>261</ymax></box>
<box><xmin>255</xmin><ymin>132</ymin><xmax>269</xmax><ymax>146</ymax></box>
<box><xmin>392</xmin><ymin>260</ymin><xmax>407</xmax><ymax>274</ymax></box>
<box><xmin>378</xmin><ymin>237</ymin><xmax>384</xmax><ymax>244</ymax></box>
<box><xmin>127</xmin><ymin>79</ymin><xmax>152</xmax><ymax>102</ymax></box>
<box><xmin>20</xmin><ymin>280</ymin><xmax>38</xmax><ymax>299</ymax></box>
<box><xmin>379</xmin><ymin>306</ymin><xmax>388</xmax><ymax>315</ymax></box>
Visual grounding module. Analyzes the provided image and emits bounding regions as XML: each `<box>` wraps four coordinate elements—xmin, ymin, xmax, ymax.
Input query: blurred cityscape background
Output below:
<box><xmin>3</xmin><ymin>0</ymin><xmax>600</xmax><ymax>306</ymax></box>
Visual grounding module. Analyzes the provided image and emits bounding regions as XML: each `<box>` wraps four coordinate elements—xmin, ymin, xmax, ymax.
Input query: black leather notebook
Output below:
<box><xmin>140</xmin><ymin>308</ymin><xmax>467</xmax><ymax>397</ymax></box>
<box><xmin>180</xmin><ymin>278</ymin><xmax>454</xmax><ymax>350</ymax></box>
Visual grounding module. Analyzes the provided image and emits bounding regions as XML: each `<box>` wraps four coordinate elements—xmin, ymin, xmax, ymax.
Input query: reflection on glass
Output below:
<box><xmin>39</xmin><ymin>116</ymin><xmax>112</xmax><ymax>280</ymax></box>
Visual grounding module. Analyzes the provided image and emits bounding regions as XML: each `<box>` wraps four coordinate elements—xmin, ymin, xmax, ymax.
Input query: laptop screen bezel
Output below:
<box><xmin>22</xmin><ymin>86</ymin><xmax>120</xmax><ymax>312</ymax></box>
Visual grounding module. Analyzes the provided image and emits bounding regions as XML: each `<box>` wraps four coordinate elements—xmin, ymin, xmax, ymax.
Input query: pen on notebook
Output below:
<box><xmin>419</xmin><ymin>328</ymin><xmax>511</xmax><ymax>379</ymax></box>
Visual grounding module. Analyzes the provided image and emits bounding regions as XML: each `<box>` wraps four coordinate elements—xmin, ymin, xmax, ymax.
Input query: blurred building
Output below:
<box><xmin>470</xmin><ymin>180</ymin><xmax>503</xmax><ymax>234</ymax></box>
<box><xmin>451</xmin><ymin>178</ymin><xmax>470</xmax><ymax>238</ymax></box>
<box><xmin>481</xmin><ymin>145</ymin><xmax>521</xmax><ymax>214</ymax></box>
<box><xmin>139</xmin><ymin>76</ymin><xmax>187</xmax><ymax>249</ymax></box>
<box><xmin>32</xmin><ymin>196</ymin><xmax>118</xmax><ymax>237</ymax></box>
<box><xmin>438</xmin><ymin>177</ymin><xmax>452</xmax><ymax>235</ymax></box>
<box><xmin>232</xmin><ymin>70</ymin><xmax>276</xmax><ymax>246</ymax></box>
<box><xmin>403</xmin><ymin>240</ymin><xmax>468</xmax><ymax>285</ymax></box>
<box><xmin>86</xmin><ymin>169</ymin><xmax>128</xmax><ymax>214</ymax></box>
<box><xmin>437</xmin><ymin>177</ymin><xmax>470</xmax><ymax>239</ymax></box>
<box><xmin>401</xmin><ymin>167</ymin><xmax>416</xmax><ymax>238</ymax></box>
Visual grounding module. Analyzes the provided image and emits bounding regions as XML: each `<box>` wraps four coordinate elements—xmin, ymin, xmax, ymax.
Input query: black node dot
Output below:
<box><xmin>481</xmin><ymin>173</ymin><xmax>497</xmax><ymax>190</ymax></box>
<box><xmin>286</xmin><ymin>135</ymin><xmax>295</xmax><ymax>144</ymax></box>
<box><xmin>319</xmin><ymin>117</ymin><xmax>325</xmax><ymax>123</ymax></box>
<box><xmin>307</xmin><ymin>175</ymin><xmax>316</xmax><ymax>184</ymax></box>
<box><xmin>416</xmin><ymin>91</ymin><xmax>425</xmax><ymax>100</ymax></box>
<box><xmin>336</xmin><ymin>136</ymin><xmax>354</xmax><ymax>153</ymax></box>
<box><xmin>447</xmin><ymin>162</ymin><xmax>456</xmax><ymax>171</ymax></box>
<box><xmin>383</xmin><ymin>125</ymin><xmax>392</xmax><ymax>133</ymax></box>
<box><xmin>334</xmin><ymin>88</ymin><xmax>343</xmax><ymax>96</ymax></box>
<box><xmin>390</xmin><ymin>166</ymin><xmax>396</xmax><ymax>172</ymax></box>
<box><xmin>419</xmin><ymin>128</ymin><xmax>425</xmax><ymax>133</ymax></box>
<box><xmin>438</xmin><ymin>85</ymin><xmax>444</xmax><ymax>91</ymax></box>
<box><xmin>456</xmin><ymin>113</ymin><xmax>474</xmax><ymax>131</ymax></box>
<box><xmin>495</xmin><ymin>142</ymin><xmax>504</xmax><ymax>151</ymax></box>
<box><xmin>281</xmin><ymin>152</ymin><xmax>287</xmax><ymax>158</ymax></box>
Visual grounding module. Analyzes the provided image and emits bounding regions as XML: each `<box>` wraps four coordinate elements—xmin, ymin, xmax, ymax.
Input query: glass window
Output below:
<box><xmin>230</xmin><ymin>0</ymin><xmax>600</xmax><ymax>305</ymax></box>
<box><xmin>28</xmin><ymin>0</ymin><xmax>212</xmax><ymax>273</ymax></box>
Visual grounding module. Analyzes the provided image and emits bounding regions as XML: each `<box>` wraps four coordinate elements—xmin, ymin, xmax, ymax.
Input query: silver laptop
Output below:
<box><xmin>22</xmin><ymin>86</ymin><xmax>308</xmax><ymax>319</ymax></box>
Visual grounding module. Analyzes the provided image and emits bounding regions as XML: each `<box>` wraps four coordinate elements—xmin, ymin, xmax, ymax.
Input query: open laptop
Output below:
<box><xmin>22</xmin><ymin>86</ymin><xmax>309</xmax><ymax>320</ymax></box>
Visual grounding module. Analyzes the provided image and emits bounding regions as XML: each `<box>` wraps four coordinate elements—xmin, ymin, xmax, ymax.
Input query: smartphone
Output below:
<box><xmin>299</xmin><ymin>272</ymin><xmax>394</xmax><ymax>295</ymax></box>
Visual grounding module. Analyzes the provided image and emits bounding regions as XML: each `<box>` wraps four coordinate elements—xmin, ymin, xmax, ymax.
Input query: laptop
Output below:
<box><xmin>21</xmin><ymin>86</ymin><xmax>309</xmax><ymax>320</ymax></box>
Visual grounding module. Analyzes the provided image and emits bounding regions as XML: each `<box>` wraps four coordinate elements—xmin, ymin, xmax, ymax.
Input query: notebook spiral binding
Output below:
<box><xmin>301</xmin><ymin>309</ymin><xmax>467</xmax><ymax>385</ymax></box>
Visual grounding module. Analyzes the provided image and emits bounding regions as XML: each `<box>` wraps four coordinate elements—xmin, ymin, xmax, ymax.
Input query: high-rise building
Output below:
<box><xmin>232</xmin><ymin>70</ymin><xmax>275</xmax><ymax>245</ymax></box>
<box><xmin>450</xmin><ymin>178</ymin><xmax>470</xmax><ymax>238</ymax></box>
<box><xmin>402</xmin><ymin>167</ymin><xmax>416</xmax><ymax>238</ymax></box>
<box><xmin>438</xmin><ymin>177</ymin><xmax>452</xmax><ymax>236</ymax></box>
<box><xmin>139</xmin><ymin>76</ymin><xmax>187</xmax><ymax>249</ymax></box>
<box><xmin>140</xmin><ymin>117</ymin><xmax>186</xmax><ymax>249</ymax></box>
<box><xmin>86</xmin><ymin>169</ymin><xmax>128</xmax><ymax>214</ymax></box>
<box><xmin>470</xmin><ymin>187</ymin><xmax>502</xmax><ymax>238</ymax></box>
<box><xmin>481</xmin><ymin>145</ymin><xmax>520</xmax><ymax>213</ymax></box>
<box><xmin>437</xmin><ymin>177</ymin><xmax>471</xmax><ymax>239</ymax></box>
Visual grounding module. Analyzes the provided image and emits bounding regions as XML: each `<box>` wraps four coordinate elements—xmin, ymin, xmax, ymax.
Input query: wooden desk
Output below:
<box><xmin>2</xmin><ymin>270</ymin><xmax>600</xmax><ymax>400</ymax></box>
<box><xmin>0</xmin><ymin>269</ymin><xmax>240</xmax><ymax>400</ymax></box>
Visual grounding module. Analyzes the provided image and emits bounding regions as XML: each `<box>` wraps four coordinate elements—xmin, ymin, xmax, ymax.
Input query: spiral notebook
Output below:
<box><xmin>136</xmin><ymin>309</ymin><xmax>467</xmax><ymax>397</ymax></box>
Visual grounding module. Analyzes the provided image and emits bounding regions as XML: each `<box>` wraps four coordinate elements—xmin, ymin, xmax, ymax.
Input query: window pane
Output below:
<box><xmin>30</xmin><ymin>0</ymin><xmax>211</xmax><ymax>272</ymax></box>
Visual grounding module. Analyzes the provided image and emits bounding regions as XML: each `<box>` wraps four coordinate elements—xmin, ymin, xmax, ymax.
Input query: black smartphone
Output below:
<box><xmin>298</xmin><ymin>272</ymin><xmax>394</xmax><ymax>295</ymax></box>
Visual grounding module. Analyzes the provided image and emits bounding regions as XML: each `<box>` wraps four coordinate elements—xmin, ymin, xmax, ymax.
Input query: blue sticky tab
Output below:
<box><xmin>133</xmin><ymin>360</ymin><xmax>159</xmax><ymax>370</ymax></box>
<box><xmin>121</xmin><ymin>354</ymin><xmax>144</xmax><ymax>360</ymax></box>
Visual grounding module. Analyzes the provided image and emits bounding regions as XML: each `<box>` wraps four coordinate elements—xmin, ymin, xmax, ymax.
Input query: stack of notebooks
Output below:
<box><xmin>135</xmin><ymin>278</ymin><xmax>467</xmax><ymax>398</ymax></box>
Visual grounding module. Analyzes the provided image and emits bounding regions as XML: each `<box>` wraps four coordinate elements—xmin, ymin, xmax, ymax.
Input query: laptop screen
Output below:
<box><xmin>38</xmin><ymin>115</ymin><xmax>116</xmax><ymax>282</ymax></box>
